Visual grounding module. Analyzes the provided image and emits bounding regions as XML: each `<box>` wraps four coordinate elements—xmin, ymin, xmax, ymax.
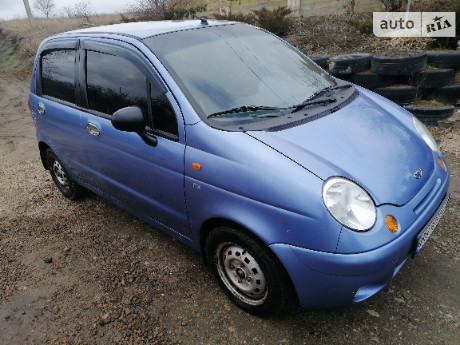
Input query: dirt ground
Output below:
<box><xmin>0</xmin><ymin>71</ymin><xmax>459</xmax><ymax>345</ymax></box>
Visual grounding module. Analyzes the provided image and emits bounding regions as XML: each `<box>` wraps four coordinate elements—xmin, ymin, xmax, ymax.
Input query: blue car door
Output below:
<box><xmin>77</xmin><ymin>39</ymin><xmax>189</xmax><ymax>237</ymax></box>
<box><xmin>30</xmin><ymin>39</ymin><xmax>87</xmax><ymax>179</ymax></box>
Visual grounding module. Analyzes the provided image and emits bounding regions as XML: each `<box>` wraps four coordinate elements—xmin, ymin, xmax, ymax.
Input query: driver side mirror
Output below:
<box><xmin>112</xmin><ymin>106</ymin><xmax>146</xmax><ymax>133</ymax></box>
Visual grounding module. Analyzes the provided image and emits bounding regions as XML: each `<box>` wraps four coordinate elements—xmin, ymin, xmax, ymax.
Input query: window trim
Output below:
<box><xmin>36</xmin><ymin>37</ymin><xmax>180</xmax><ymax>142</ymax></box>
<box><xmin>37</xmin><ymin>39</ymin><xmax>79</xmax><ymax>102</ymax></box>
<box><xmin>147</xmin><ymin>128</ymin><xmax>179</xmax><ymax>142</ymax></box>
<box><xmin>84</xmin><ymin>49</ymin><xmax>150</xmax><ymax>118</ymax></box>
<box><xmin>81</xmin><ymin>40</ymin><xmax>166</xmax><ymax>94</ymax></box>
<box><xmin>81</xmin><ymin>39</ymin><xmax>179</xmax><ymax>141</ymax></box>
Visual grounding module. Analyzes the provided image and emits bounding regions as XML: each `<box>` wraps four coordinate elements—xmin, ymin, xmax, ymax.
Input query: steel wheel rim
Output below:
<box><xmin>215</xmin><ymin>242</ymin><xmax>268</xmax><ymax>306</ymax></box>
<box><xmin>52</xmin><ymin>160</ymin><xmax>68</xmax><ymax>187</ymax></box>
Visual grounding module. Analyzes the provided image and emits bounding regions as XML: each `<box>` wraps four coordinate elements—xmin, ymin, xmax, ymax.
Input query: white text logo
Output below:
<box><xmin>373</xmin><ymin>12</ymin><xmax>456</xmax><ymax>37</ymax></box>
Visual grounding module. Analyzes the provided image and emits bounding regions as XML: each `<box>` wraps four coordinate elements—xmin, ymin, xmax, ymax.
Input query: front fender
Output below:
<box><xmin>183</xmin><ymin>122</ymin><xmax>342</xmax><ymax>253</ymax></box>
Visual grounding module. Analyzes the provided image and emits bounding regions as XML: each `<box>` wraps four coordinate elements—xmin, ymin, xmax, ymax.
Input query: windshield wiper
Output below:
<box><xmin>290</xmin><ymin>83</ymin><xmax>352</xmax><ymax>113</ymax></box>
<box><xmin>207</xmin><ymin>105</ymin><xmax>284</xmax><ymax>118</ymax></box>
<box><xmin>327</xmin><ymin>83</ymin><xmax>353</xmax><ymax>92</ymax></box>
<box><xmin>291</xmin><ymin>97</ymin><xmax>336</xmax><ymax>113</ymax></box>
<box><xmin>305</xmin><ymin>83</ymin><xmax>353</xmax><ymax>102</ymax></box>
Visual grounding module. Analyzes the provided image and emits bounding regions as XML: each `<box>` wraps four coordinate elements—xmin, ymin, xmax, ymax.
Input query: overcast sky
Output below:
<box><xmin>0</xmin><ymin>0</ymin><xmax>132</xmax><ymax>20</ymax></box>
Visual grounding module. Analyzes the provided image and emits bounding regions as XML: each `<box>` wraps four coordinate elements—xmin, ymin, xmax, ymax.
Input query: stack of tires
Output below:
<box><xmin>309</xmin><ymin>51</ymin><xmax>460</xmax><ymax>125</ymax></box>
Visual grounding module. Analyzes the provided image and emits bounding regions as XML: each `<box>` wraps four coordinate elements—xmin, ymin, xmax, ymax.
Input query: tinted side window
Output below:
<box><xmin>151</xmin><ymin>87</ymin><xmax>178</xmax><ymax>136</ymax></box>
<box><xmin>86</xmin><ymin>50</ymin><xmax>148</xmax><ymax>116</ymax></box>
<box><xmin>41</xmin><ymin>49</ymin><xmax>76</xmax><ymax>104</ymax></box>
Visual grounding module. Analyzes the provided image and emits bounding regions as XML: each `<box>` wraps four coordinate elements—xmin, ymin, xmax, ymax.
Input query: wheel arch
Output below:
<box><xmin>200</xmin><ymin>218</ymin><xmax>240</xmax><ymax>263</ymax></box>
<box><xmin>199</xmin><ymin>217</ymin><xmax>299</xmax><ymax>306</ymax></box>
<box><xmin>38</xmin><ymin>141</ymin><xmax>51</xmax><ymax>169</ymax></box>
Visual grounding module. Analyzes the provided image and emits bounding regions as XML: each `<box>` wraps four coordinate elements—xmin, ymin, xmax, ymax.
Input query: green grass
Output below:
<box><xmin>0</xmin><ymin>47</ymin><xmax>17</xmax><ymax>72</ymax></box>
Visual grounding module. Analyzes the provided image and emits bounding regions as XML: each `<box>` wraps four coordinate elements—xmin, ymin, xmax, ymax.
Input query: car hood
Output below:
<box><xmin>248</xmin><ymin>90</ymin><xmax>434</xmax><ymax>206</ymax></box>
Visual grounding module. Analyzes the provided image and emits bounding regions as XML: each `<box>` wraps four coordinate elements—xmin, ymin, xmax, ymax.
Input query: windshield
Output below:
<box><xmin>143</xmin><ymin>23</ymin><xmax>335</xmax><ymax>123</ymax></box>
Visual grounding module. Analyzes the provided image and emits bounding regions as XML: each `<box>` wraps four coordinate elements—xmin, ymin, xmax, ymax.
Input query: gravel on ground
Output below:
<box><xmin>0</xmin><ymin>59</ymin><xmax>459</xmax><ymax>345</ymax></box>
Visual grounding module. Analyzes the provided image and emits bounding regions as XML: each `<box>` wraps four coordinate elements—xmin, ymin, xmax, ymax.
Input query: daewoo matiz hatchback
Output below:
<box><xmin>29</xmin><ymin>20</ymin><xmax>450</xmax><ymax>313</ymax></box>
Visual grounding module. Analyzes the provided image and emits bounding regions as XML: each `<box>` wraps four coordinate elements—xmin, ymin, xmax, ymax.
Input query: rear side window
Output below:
<box><xmin>86</xmin><ymin>50</ymin><xmax>148</xmax><ymax>116</ymax></box>
<box><xmin>41</xmin><ymin>49</ymin><xmax>76</xmax><ymax>104</ymax></box>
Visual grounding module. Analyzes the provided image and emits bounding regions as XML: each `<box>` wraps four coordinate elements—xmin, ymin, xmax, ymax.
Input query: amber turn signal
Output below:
<box><xmin>385</xmin><ymin>215</ymin><xmax>398</xmax><ymax>233</ymax></box>
<box><xmin>438</xmin><ymin>157</ymin><xmax>446</xmax><ymax>170</ymax></box>
<box><xmin>192</xmin><ymin>163</ymin><xmax>201</xmax><ymax>171</ymax></box>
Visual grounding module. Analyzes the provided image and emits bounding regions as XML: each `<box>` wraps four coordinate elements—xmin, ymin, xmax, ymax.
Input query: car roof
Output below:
<box><xmin>64</xmin><ymin>20</ymin><xmax>236</xmax><ymax>39</ymax></box>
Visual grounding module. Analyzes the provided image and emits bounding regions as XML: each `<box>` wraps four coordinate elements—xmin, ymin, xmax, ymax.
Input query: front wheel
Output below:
<box><xmin>45</xmin><ymin>149</ymin><xmax>84</xmax><ymax>200</ymax></box>
<box><xmin>206</xmin><ymin>226</ymin><xmax>292</xmax><ymax>313</ymax></box>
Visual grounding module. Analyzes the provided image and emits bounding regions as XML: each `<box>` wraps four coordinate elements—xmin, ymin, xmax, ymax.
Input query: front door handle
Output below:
<box><xmin>87</xmin><ymin>123</ymin><xmax>100</xmax><ymax>136</ymax></box>
<box><xmin>37</xmin><ymin>102</ymin><xmax>45</xmax><ymax>115</ymax></box>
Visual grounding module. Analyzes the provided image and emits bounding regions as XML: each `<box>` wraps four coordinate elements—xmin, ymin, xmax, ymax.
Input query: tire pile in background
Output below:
<box><xmin>309</xmin><ymin>51</ymin><xmax>460</xmax><ymax>125</ymax></box>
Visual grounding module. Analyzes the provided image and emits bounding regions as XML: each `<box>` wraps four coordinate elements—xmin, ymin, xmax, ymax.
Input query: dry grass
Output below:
<box><xmin>407</xmin><ymin>100</ymin><xmax>451</xmax><ymax>107</ymax></box>
<box><xmin>0</xmin><ymin>12</ymin><xmax>449</xmax><ymax>79</ymax></box>
<box><xmin>0</xmin><ymin>14</ymin><xmax>125</xmax><ymax>78</ymax></box>
<box><xmin>285</xmin><ymin>13</ymin><xmax>436</xmax><ymax>57</ymax></box>
<box><xmin>0</xmin><ymin>14</ymin><xmax>122</xmax><ymax>33</ymax></box>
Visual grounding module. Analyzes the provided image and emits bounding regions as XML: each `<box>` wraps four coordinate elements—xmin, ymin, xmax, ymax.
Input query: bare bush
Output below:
<box><xmin>213</xmin><ymin>10</ymin><xmax>256</xmax><ymax>25</ymax></box>
<box><xmin>253</xmin><ymin>6</ymin><xmax>292</xmax><ymax>37</ymax></box>
<box><xmin>213</xmin><ymin>6</ymin><xmax>292</xmax><ymax>37</ymax></box>
<box><xmin>412</xmin><ymin>0</ymin><xmax>460</xmax><ymax>49</ymax></box>
<box><xmin>63</xmin><ymin>0</ymin><xmax>94</xmax><ymax>23</ymax></box>
<box><xmin>380</xmin><ymin>0</ymin><xmax>407</xmax><ymax>11</ymax></box>
<box><xmin>129</xmin><ymin>0</ymin><xmax>168</xmax><ymax>20</ymax></box>
<box><xmin>34</xmin><ymin>0</ymin><xmax>56</xmax><ymax>18</ymax></box>
<box><xmin>129</xmin><ymin>0</ymin><xmax>205</xmax><ymax>21</ymax></box>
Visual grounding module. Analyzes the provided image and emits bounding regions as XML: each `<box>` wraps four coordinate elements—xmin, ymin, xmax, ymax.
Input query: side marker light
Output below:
<box><xmin>437</xmin><ymin>157</ymin><xmax>446</xmax><ymax>170</ymax></box>
<box><xmin>385</xmin><ymin>215</ymin><xmax>398</xmax><ymax>233</ymax></box>
<box><xmin>192</xmin><ymin>163</ymin><xmax>201</xmax><ymax>171</ymax></box>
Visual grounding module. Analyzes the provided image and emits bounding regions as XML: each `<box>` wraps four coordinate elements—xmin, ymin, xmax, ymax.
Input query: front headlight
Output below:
<box><xmin>322</xmin><ymin>177</ymin><xmax>376</xmax><ymax>231</ymax></box>
<box><xmin>413</xmin><ymin>116</ymin><xmax>440</xmax><ymax>153</ymax></box>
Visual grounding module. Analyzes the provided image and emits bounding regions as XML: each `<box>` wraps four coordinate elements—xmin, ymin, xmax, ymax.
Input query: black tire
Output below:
<box><xmin>308</xmin><ymin>54</ymin><xmax>330</xmax><ymax>69</ymax></box>
<box><xmin>409</xmin><ymin>69</ymin><xmax>455</xmax><ymax>88</ymax></box>
<box><xmin>434</xmin><ymin>84</ymin><xmax>460</xmax><ymax>105</ymax></box>
<box><xmin>351</xmin><ymin>70</ymin><xmax>399</xmax><ymax>90</ymax></box>
<box><xmin>329</xmin><ymin>53</ymin><xmax>372</xmax><ymax>75</ymax></box>
<box><xmin>404</xmin><ymin>104</ymin><xmax>455</xmax><ymax>125</ymax></box>
<box><xmin>45</xmin><ymin>149</ymin><xmax>84</xmax><ymax>199</ymax></box>
<box><xmin>427</xmin><ymin>51</ymin><xmax>460</xmax><ymax>69</ymax></box>
<box><xmin>420</xmin><ymin>88</ymin><xmax>437</xmax><ymax>101</ymax></box>
<box><xmin>206</xmin><ymin>225</ymin><xmax>292</xmax><ymax>313</ymax></box>
<box><xmin>374</xmin><ymin>85</ymin><xmax>420</xmax><ymax>105</ymax></box>
<box><xmin>371</xmin><ymin>50</ymin><xmax>427</xmax><ymax>75</ymax></box>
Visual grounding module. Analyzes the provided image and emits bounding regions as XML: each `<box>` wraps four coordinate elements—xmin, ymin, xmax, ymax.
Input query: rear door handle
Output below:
<box><xmin>87</xmin><ymin>123</ymin><xmax>100</xmax><ymax>136</ymax></box>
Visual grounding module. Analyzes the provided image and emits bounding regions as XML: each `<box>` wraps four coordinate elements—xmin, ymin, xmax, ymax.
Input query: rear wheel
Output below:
<box><xmin>206</xmin><ymin>225</ymin><xmax>292</xmax><ymax>313</ymax></box>
<box><xmin>45</xmin><ymin>149</ymin><xmax>84</xmax><ymax>199</ymax></box>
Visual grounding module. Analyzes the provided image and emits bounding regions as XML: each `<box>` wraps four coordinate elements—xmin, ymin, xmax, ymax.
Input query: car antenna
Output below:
<box><xmin>189</xmin><ymin>12</ymin><xmax>208</xmax><ymax>25</ymax></box>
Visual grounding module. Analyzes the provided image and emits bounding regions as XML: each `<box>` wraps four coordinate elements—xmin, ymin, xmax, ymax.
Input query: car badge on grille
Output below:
<box><xmin>414</xmin><ymin>169</ymin><xmax>423</xmax><ymax>179</ymax></box>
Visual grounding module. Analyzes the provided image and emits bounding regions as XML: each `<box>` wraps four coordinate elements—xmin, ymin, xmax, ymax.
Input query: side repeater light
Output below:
<box><xmin>192</xmin><ymin>163</ymin><xmax>201</xmax><ymax>171</ymax></box>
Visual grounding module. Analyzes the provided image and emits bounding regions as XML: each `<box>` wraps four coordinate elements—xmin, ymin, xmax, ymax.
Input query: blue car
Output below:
<box><xmin>29</xmin><ymin>20</ymin><xmax>450</xmax><ymax>313</ymax></box>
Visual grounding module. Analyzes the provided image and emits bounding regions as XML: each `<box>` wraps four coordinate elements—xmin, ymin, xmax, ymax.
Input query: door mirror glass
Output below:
<box><xmin>112</xmin><ymin>106</ymin><xmax>146</xmax><ymax>132</ymax></box>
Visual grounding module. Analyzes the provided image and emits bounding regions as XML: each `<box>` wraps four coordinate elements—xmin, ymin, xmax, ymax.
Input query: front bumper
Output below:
<box><xmin>270</xmin><ymin>171</ymin><xmax>450</xmax><ymax>310</ymax></box>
